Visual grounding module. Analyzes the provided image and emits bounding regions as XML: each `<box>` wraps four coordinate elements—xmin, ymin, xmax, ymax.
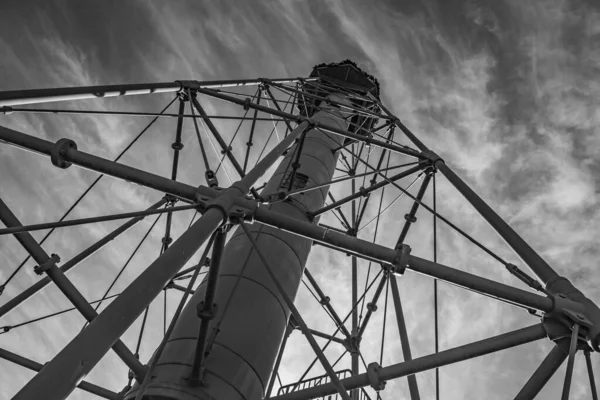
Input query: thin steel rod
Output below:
<box><xmin>0</xmin><ymin>198</ymin><xmax>147</xmax><ymax>380</ymax></box>
<box><xmin>266</xmin><ymin>323</ymin><xmax>293</xmax><ymax>398</ymax></box>
<box><xmin>433</xmin><ymin>172</ymin><xmax>440</xmax><ymax>400</ymax></box>
<box><xmin>238</xmin><ymin>221</ymin><xmax>352</xmax><ymax>400</ymax></box>
<box><xmin>390</xmin><ymin>277</ymin><xmax>421</xmax><ymax>399</ymax></box>
<box><xmin>357</xmin><ymin>274</ymin><xmax>388</xmax><ymax>339</ymax></box>
<box><xmin>307</xmin><ymin>328</ymin><xmax>347</xmax><ymax>345</ymax></box>
<box><xmin>0</xmin><ymin>293</ymin><xmax>120</xmax><ymax>333</ymax></box>
<box><xmin>286</xmin><ymin>162</ymin><xmax>417</xmax><ymax>199</ymax></box>
<box><xmin>243</xmin><ymin>89</ymin><xmax>262</xmax><ymax>174</ymax></box>
<box><xmin>0</xmin><ymin>348</ymin><xmax>120</xmax><ymax>400</ymax></box>
<box><xmin>562</xmin><ymin>324</ymin><xmax>580</xmax><ymax>400</ymax></box>
<box><xmin>395</xmin><ymin>172</ymin><xmax>432</xmax><ymax>247</ymax></box>
<box><xmin>311</xmin><ymin>164</ymin><xmax>423</xmax><ymax>217</ymax></box>
<box><xmin>304</xmin><ymin>268</ymin><xmax>352</xmax><ymax>338</ymax></box>
<box><xmin>190</xmin><ymin>227</ymin><xmax>227</xmax><ymax>380</ymax></box>
<box><xmin>271</xmin><ymin>324</ymin><xmax>547</xmax><ymax>400</ymax></box>
<box><xmin>264</xmin><ymin>85</ymin><xmax>294</xmax><ymax>132</ymax></box>
<box><xmin>514</xmin><ymin>342</ymin><xmax>569</xmax><ymax>400</ymax></box>
<box><xmin>0</xmin><ymin>199</ymin><xmax>166</xmax><ymax>318</ymax></box>
<box><xmin>0</xmin><ymin>203</ymin><xmax>197</xmax><ymax>235</ymax></box>
<box><xmin>0</xmin><ymin>77</ymin><xmax>315</xmax><ymax>106</ymax></box>
<box><xmin>1</xmin><ymin>107</ymin><xmax>289</xmax><ymax>120</ymax></box>
<box><xmin>585</xmin><ymin>350</ymin><xmax>599</xmax><ymax>400</ymax></box>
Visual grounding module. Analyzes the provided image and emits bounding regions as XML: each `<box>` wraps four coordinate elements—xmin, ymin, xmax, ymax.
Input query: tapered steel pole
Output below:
<box><xmin>124</xmin><ymin>87</ymin><xmax>357</xmax><ymax>400</ymax></box>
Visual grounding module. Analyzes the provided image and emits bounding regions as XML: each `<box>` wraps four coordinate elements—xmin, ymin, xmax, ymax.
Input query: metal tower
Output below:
<box><xmin>0</xmin><ymin>60</ymin><xmax>599</xmax><ymax>400</ymax></box>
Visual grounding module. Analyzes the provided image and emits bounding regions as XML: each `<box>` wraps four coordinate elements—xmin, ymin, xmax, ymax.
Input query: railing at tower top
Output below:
<box><xmin>277</xmin><ymin>369</ymin><xmax>372</xmax><ymax>400</ymax></box>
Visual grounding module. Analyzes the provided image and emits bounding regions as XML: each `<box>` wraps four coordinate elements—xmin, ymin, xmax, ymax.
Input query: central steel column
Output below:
<box><xmin>126</xmin><ymin>90</ymin><xmax>356</xmax><ymax>399</ymax></box>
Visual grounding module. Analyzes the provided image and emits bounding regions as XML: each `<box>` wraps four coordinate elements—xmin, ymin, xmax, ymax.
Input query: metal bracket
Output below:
<box><xmin>392</xmin><ymin>244</ymin><xmax>411</xmax><ymax>275</ymax></box>
<box><xmin>549</xmin><ymin>293</ymin><xmax>591</xmax><ymax>329</ymax></box>
<box><xmin>196</xmin><ymin>300</ymin><xmax>218</xmax><ymax>321</ymax></box>
<box><xmin>420</xmin><ymin>149</ymin><xmax>444</xmax><ymax>167</ymax></box>
<box><xmin>34</xmin><ymin>253</ymin><xmax>60</xmax><ymax>275</ymax></box>
<box><xmin>367</xmin><ymin>362</ymin><xmax>386</xmax><ymax>391</ymax></box>
<box><xmin>50</xmin><ymin>138</ymin><xmax>77</xmax><ymax>169</ymax></box>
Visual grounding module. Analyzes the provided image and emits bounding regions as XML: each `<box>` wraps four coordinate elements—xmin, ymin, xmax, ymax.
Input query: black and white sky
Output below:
<box><xmin>1</xmin><ymin>0</ymin><xmax>600</xmax><ymax>399</ymax></box>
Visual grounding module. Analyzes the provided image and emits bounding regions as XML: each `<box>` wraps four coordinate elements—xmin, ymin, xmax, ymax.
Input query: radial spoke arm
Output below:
<box><xmin>514</xmin><ymin>341</ymin><xmax>569</xmax><ymax>400</ymax></box>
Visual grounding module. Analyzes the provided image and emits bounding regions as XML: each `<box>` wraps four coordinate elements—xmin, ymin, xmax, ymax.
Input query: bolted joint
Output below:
<box><xmin>347</xmin><ymin>168</ymin><xmax>356</xmax><ymax>177</ymax></box>
<box><xmin>243</xmin><ymin>97</ymin><xmax>252</xmax><ymax>111</ymax></box>
<box><xmin>366</xmin><ymin>302</ymin><xmax>378</xmax><ymax>312</ymax></box>
<box><xmin>205</xmin><ymin>170</ymin><xmax>219</xmax><ymax>188</ymax></box>
<box><xmin>196</xmin><ymin>300</ymin><xmax>218</xmax><ymax>321</ymax></box>
<box><xmin>34</xmin><ymin>253</ymin><xmax>60</xmax><ymax>275</ymax></box>
<box><xmin>358</xmin><ymin>187</ymin><xmax>369</xmax><ymax>198</ymax></box>
<box><xmin>50</xmin><ymin>138</ymin><xmax>77</xmax><ymax>169</ymax></box>
<box><xmin>1</xmin><ymin>106</ymin><xmax>13</xmax><ymax>115</ymax></box>
<box><xmin>392</xmin><ymin>244</ymin><xmax>411</xmax><ymax>275</ymax></box>
<box><xmin>291</xmin><ymin>162</ymin><xmax>302</xmax><ymax>170</ymax></box>
<box><xmin>228</xmin><ymin>205</ymin><xmax>255</xmax><ymax>224</ymax></box>
<box><xmin>364</xmin><ymin>135</ymin><xmax>373</xmax><ymax>148</ymax></box>
<box><xmin>420</xmin><ymin>149</ymin><xmax>444</xmax><ymax>167</ymax></box>
<box><xmin>265</xmin><ymin>190</ymin><xmax>289</xmax><ymax>203</ymax></box>
<box><xmin>404</xmin><ymin>214</ymin><xmax>417</xmax><ymax>223</ymax></box>
<box><xmin>220</xmin><ymin>146</ymin><xmax>233</xmax><ymax>155</ymax></box>
<box><xmin>171</xmin><ymin>142</ymin><xmax>184</xmax><ymax>151</ymax></box>
<box><xmin>319</xmin><ymin>296</ymin><xmax>330</xmax><ymax>306</ymax></box>
<box><xmin>2</xmin><ymin>325</ymin><xmax>11</xmax><ymax>333</ymax></box>
<box><xmin>343</xmin><ymin>334</ymin><xmax>361</xmax><ymax>354</ymax></box>
<box><xmin>367</xmin><ymin>362</ymin><xmax>386</xmax><ymax>391</ymax></box>
<box><xmin>161</xmin><ymin>236</ymin><xmax>173</xmax><ymax>246</ymax></box>
<box><xmin>347</xmin><ymin>227</ymin><xmax>357</xmax><ymax>237</ymax></box>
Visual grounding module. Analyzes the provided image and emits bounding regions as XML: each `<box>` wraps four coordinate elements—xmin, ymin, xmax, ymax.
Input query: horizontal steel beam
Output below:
<box><xmin>0</xmin><ymin>78</ymin><xmax>316</xmax><ymax>107</ymax></box>
<box><xmin>0</xmin><ymin>348</ymin><xmax>120</xmax><ymax>400</ymax></box>
<box><xmin>271</xmin><ymin>324</ymin><xmax>547</xmax><ymax>400</ymax></box>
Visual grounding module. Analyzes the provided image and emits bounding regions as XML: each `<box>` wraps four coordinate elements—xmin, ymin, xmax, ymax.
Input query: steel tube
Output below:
<box><xmin>0</xmin><ymin>348</ymin><xmax>120</xmax><ymax>400</ymax></box>
<box><xmin>271</xmin><ymin>324</ymin><xmax>547</xmax><ymax>400</ymax></box>
<box><xmin>514</xmin><ymin>342</ymin><xmax>569</xmax><ymax>400</ymax></box>
<box><xmin>395</xmin><ymin>172</ymin><xmax>432</xmax><ymax>247</ymax></box>
<box><xmin>357</xmin><ymin>274</ymin><xmax>388</xmax><ymax>338</ymax></box>
<box><xmin>0</xmin><ymin>78</ymin><xmax>315</xmax><ymax>107</ymax></box>
<box><xmin>304</xmin><ymin>268</ymin><xmax>351</xmax><ymax>338</ymax></box>
<box><xmin>0</xmin><ymin>203</ymin><xmax>196</xmax><ymax>235</ymax></box>
<box><xmin>390</xmin><ymin>277</ymin><xmax>420</xmax><ymax>400</ymax></box>
<box><xmin>561</xmin><ymin>324</ymin><xmax>580</xmax><ymax>400</ymax></box>
<box><xmin>266</xmin><ymin>324</ymin><xmax>293</xmax><ymax>398</ymax></box>
<box><xmin>585</xmin><ymin>350</ymin><xmax>599</xmax><ymax>400</ymax></box>
<box><xmin>13</xmin><ymin>207</ymin><xmax>225</xmax><ymax>400</ymax></box>
<box><xmin>0</xmin><ymin>198</ymin><xmax>146</xmax><ymax>380</ymax></box>
<box><xmin>253</xmin><ymin>208</ymin><xmax>554</xmax><ymax>312</ymax></box>
<box><xmin>0</xmin><ymin>199</ymin><xmax>166</xmax><ymax>318</ymax></box>
<box><xmin>190</xmin><ymin>228</ymin><xmax>226</xmax><ymax>380</ymax></box>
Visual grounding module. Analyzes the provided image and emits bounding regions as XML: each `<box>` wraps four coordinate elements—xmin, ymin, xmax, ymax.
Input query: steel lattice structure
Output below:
<box><xmin>0</xmin><ymin>60</ymin><xmax>598</xmax><ymax>400</ymax></box>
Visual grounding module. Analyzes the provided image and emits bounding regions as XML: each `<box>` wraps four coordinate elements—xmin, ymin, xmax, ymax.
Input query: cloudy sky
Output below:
<box><xmin>1</xmin><ymin>0</ymin><xmax>600</xmax><ymax>399</ymax></box>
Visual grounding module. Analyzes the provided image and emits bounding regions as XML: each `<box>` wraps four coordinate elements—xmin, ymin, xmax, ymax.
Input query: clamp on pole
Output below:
<box><xmin>392</xmin><ymin>244</ymin><xmax>411</xmax><ymax>275</ymax></box>
<box><xmin>50</xmin><ymin>138</ymin><xmax>77</xmax><ymax>169</ymax></box>
<box><xmin>34</xmin><ymin>253</ymin><xmax>60</xmax><ymax>275</ymax></box>
<box><xmin>367</xmin><ymin>362</ymin><xmax>386</xmax><ymax>391</ymax></box>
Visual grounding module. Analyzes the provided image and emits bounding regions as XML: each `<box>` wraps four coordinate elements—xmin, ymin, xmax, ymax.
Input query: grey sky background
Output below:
<box><xmin>1</xmin><ymin>0</ymin><xmax>600</xmax><ymax>399</ymax></box>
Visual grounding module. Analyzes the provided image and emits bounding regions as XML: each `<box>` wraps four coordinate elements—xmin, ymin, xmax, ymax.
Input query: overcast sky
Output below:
<box><xmin>1</xmin><ymin>0</ymin><xmax>600</xmax><ymax>399</ymax></box>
